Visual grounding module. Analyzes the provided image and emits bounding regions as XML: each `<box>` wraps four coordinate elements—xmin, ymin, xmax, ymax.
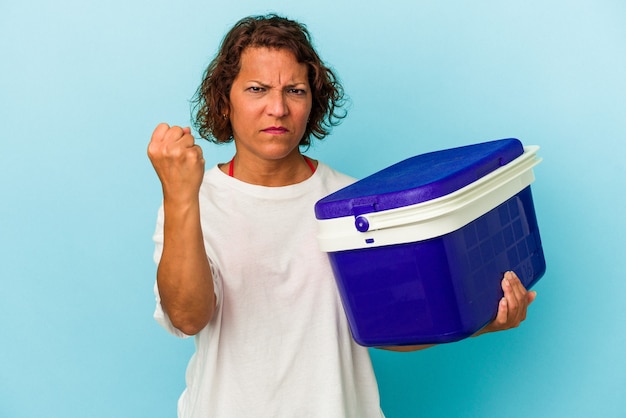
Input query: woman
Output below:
<box><xmin>148</xmin><ymin>14</ymin><xmax>535</xmax><ymax>418</ymax></box>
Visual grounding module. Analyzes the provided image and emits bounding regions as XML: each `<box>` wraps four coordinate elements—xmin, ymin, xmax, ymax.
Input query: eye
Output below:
<box><xmin>288</xmin><ymin>88</ymin><xmax>307</xmax><ymax>96</ymax></box>
<box><xmin>247</xmin><ymin>86</ymin><xmax>265</xmax><ymax>93</ymax></box>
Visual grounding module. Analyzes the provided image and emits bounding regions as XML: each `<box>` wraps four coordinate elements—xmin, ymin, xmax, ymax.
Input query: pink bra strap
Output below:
<box><xmin>303</xmin><ymin>156</ymin><xmax>317</xmax><ymax>173</ymax></box>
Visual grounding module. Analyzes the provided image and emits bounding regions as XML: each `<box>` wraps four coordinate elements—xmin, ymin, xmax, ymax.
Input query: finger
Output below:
<box><xmin>162</xmin><ymin>125</ymin><xmax>185</xmax><ymax>143</ymax></box>
<box><xmin>493</xmin><ymin>297</ymin><xmax>509</xmax><ymax>328</ymax></box>
<box><xmin>501</xmin><ymin>274</ymin><xmax>524</xmax><ymax>324</ymax></box>
<box><xmin>164</xmin><ymin>126</ymin><xmax>195</xmax><ymax>148</ymax></box>
<box><xmin>191</xmin><ymin>144</ymin><xmax>204</xmax><ymax>161</ymax></box>
<box><xmin>505</xmin><ymin>273</ymin><xmax>529</xmax><ymax>320</ymax></box>
<box><xmin>180</xmin><ymin>130</ymin><xmax>197</xmax><ymax>148</ymax></box>
<box><xmin>148</xmin><ymin>123</ymin><xmax>171</xmax><ymax>160</ymax></box>
<box><xmin>505</xmin><ymin>271</ymin><xmax>526</xmax><ymax>303</ymax></box>
<box><xmin>501</xmin><ymin>274</ymin><xmax>519</xmax><ymax>306</ymax></box>
<box><xmin>151</xmin><ymin>122</ymin><xmax>171</xmax><ymax>143</ymax></box>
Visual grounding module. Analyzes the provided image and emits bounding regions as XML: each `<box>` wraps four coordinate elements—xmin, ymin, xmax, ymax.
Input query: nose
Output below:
<box><xmin>266</xmin><ymin>90</ymin><xmax>289</xmax><ymax>118</ymax></box>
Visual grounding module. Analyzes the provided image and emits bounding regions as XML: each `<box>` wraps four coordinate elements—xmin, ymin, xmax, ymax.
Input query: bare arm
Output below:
<box><xmin>148</xmin><ymin>123</ymin><xmax>215</xmax><ymax>335</ymax></box>
<box><xmin>378</xmin><ymin>344</ymin><xmax>435</xmax><ymax>352</ymax></box>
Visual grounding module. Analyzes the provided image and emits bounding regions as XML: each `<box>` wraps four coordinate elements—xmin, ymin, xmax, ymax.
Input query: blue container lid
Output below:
<box><xmin>315</xmin><ymin>138</ymin><xmax>524</xmax><ymax>220</ymax></box>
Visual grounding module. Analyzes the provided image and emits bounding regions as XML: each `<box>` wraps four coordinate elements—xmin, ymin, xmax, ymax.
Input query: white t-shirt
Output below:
<box><xmin>153</xmin><ymin>162</ymin><xmax>384</xmax><ymax>418</ymax></box>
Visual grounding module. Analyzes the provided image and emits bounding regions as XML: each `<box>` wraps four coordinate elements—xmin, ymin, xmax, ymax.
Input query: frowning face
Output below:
<box><xmin>228</xmin><ymin>47</ymin><xmax>312</xmax><ymax>163</ymax></box>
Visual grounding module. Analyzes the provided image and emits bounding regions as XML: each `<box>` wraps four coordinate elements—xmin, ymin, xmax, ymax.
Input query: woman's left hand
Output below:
<box><xmin>475</xmin><ymin>271</ymin><xmax>537</xmax><ymax>336</ymax></box>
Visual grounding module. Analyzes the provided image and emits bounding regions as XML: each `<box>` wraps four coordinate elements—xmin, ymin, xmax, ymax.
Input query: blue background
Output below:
<box><xmin>1</xmin><ymin>1</ymin><xmax>625</xmax><ymax>417</ymax></box>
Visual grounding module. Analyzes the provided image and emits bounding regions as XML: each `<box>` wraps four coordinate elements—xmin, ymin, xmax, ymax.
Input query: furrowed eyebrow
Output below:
<box><xmin>247</xmin><ymin>80</ymin><xmax>271</xmax><ymax>88</ymax></box>
<box><xmin>247</xmin><ymin>80</ymin><xmax>308</xmax><ymax>89</ymax></box>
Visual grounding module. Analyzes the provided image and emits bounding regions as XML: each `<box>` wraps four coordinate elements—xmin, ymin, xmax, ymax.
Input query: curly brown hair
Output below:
<box><xmin>192</xmin><ymin>14</ymin><xmax>347</xmax><ymax>146</ymax></box>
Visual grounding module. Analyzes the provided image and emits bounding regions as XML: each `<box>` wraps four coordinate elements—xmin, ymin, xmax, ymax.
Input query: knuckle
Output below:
<box><xmin>164</xmin><ymin>126</ymin><xmax>183</xmax><ymax>141</ymax></box>
<box><xmin>147</xmin><ymin>142</ymin><xmax>163</xmax><ymax>158</ymax></box>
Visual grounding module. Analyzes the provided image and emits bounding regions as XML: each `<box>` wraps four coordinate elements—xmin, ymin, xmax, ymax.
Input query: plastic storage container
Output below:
<box><xmin>314</xmin><ymin>138</ymin><xmax>545</xmax><ymax>346</ymax></box>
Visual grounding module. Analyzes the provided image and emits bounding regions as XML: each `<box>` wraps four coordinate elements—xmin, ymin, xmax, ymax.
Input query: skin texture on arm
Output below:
<box><xmin>147</xmin><ymin>49</ymin><xmax>315</xmax><ymax>334</ymax></box>
<box><xmin>379</xmin><ymin>271</ymin><xmax>536</xmax><ymax>352</ymax></box>
<box><xmin>148</xmin><ymin>123</ymin><xmax>216</xmax><ymax>335</ymax></box>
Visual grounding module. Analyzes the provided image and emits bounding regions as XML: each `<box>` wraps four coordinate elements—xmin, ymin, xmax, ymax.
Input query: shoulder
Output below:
<box><xmin>316</xmin><ymin>162</ymin><xmax>356</xmax><ymax>193</ymax></box>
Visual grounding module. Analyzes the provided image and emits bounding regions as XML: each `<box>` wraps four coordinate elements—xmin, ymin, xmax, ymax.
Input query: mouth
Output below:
<box><xmin>262</xmin><ymin>126</ymin><xmax>289</xmax><ymax>135</ymax></box>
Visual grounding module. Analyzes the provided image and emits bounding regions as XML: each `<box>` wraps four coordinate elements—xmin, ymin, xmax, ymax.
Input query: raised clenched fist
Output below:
<box><xmin>147</xmin><ymin>123</ymin><xmax>206</xmax><ymax>203</ymax></box>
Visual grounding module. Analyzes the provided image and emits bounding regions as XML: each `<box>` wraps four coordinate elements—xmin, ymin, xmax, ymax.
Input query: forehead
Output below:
<box><xmin>236</xmin><ymin>47</ymin><xmax>309</xmax><ymax>83</ymax></box>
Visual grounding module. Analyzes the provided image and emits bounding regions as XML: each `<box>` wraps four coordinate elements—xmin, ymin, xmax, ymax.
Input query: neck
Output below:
<box><xmin>222</xmin><ymin>151</ymin><xmax>317</xmax><ymax>187</ymax></box>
